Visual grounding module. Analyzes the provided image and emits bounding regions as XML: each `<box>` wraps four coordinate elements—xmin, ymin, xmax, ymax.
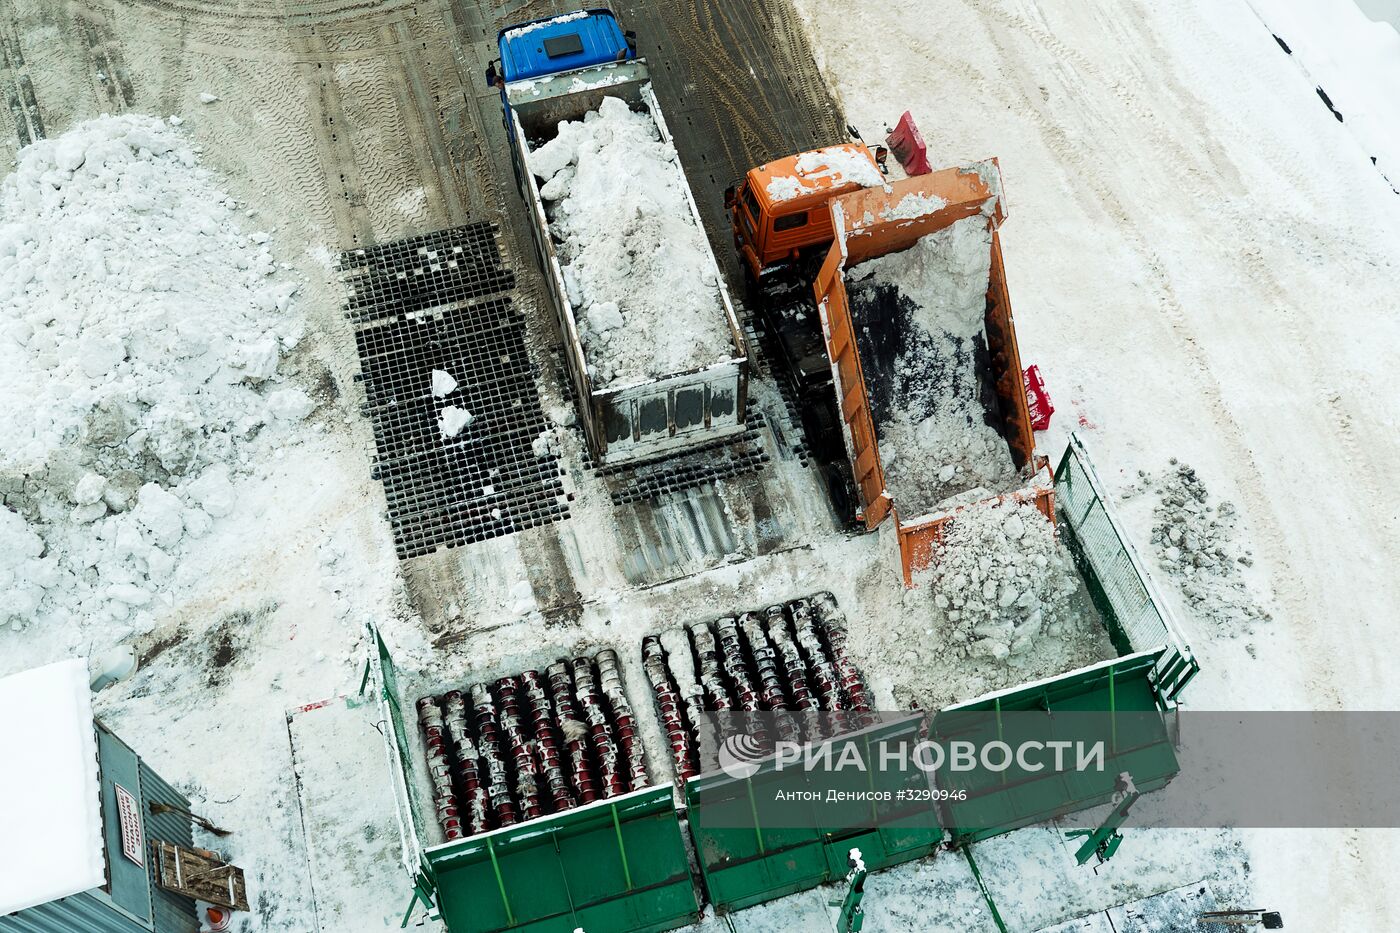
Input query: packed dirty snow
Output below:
<box><xmin>846</xmin><ymin>499</ymin><xmax>1115</xmax><ymax>709</ymax></box>
<box><xmin>1123</xmin><ymin>461</ymin><xmax>1270</xmax><ymax>633</ymax></box>
<box><xmin>0</xmin><ymin>114</ymin><xmax>309</xmax><ymax>637</ymax></box>
<box><xmin>923</xmin><ymin>500</ymin><xmax>1082</xmax><ymax>661</ymax></box>
<box><xmin>846</xmin><ymin>215</ymin><xmax>1018</xmax><ymax>513</ymax></box>
<box><xmin>528</xmin><ymin>95</ymin><xmax>733</xmax><ymax>387</ymax></box>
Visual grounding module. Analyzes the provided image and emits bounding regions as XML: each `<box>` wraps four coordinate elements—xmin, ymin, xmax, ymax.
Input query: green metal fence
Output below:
<box><xmin>1054</xmin><ymin>435</ymin><xmax>1199</xmax><ymax>703</ymax></box>
<box><xmin>425</xmin><ymin>785</ymin><xmax>698</xmax><ymax>933</ymax></box>
<box><xmin>932</xmin><ymin>652</ymin><xmax>1179</xmax><ymax>845</ymax></box>
<box><xmin>685</xmin><ymin>715</ymin><xmax>943</xmax><ymax>913</ymax></box>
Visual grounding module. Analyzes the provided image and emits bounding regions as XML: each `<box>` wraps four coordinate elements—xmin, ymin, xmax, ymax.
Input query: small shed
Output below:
<box><xmin>0</xmin><ymin>660</ymin><xmax>202</xmax><ymax>932</ymax></box>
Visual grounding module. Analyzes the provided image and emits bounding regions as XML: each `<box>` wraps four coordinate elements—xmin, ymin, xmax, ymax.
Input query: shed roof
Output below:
<box><xmin>0</xmin><ymin>659</ymin><xmax>107</xmax><ymax>916</ymax></box>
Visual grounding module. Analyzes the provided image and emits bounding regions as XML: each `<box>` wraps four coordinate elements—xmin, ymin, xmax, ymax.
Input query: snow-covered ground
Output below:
<box><xmin>1246</xmin><ymin>0</ymin><xmax>1400</xmax><ymax>190</ymax></box>
<box><xmin>0</xmin><ymin>113</ymin><xmax>429</xmax><ymax>931</ymax></box>
<box><xmin>2</xmin><ymin>0</ymin><xmax>1398</xmax><ymax>928</ymax></box>
<box><xmin>793</xmin><ymin>0</ymin><xmax>1400</xmax><ymax>926</ymax></box>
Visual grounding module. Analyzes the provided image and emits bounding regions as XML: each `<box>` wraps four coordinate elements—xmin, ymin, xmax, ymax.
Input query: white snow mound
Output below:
<box><xmin>0</xmin><ymin>114</ymin><xmax>309</xmax><ymax>636</ymax></box>
<box><xmin>528</xmin><ymin>95</ymin><xmax>733</xmax><ymax>388</ymax></box>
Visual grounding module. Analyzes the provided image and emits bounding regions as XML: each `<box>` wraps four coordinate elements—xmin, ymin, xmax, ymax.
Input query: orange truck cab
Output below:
<box><xmin>725</xmin><ymin>144</ymin><xmax>882</xmax><ymax>286</ymax></box>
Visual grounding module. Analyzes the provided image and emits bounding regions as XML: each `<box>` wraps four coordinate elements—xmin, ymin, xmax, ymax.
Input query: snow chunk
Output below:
<box><xmin>0</xmin><ymin>660</ymin><xmax>106</xmax><ymax>915</ymax></box>
<box><xmin>72</xmin><ymin>472</ymin><xmax>106</xmax><ymax>505</ymax></box>
<box><xmin>439</xmin><ymin>405</ymin><xmax>474</xmax><ymax>438</ymax></box>
<box><xmin>430</xmin><ymin>368</ymin><xmax>457</xmax><ymax>397</ymax></box>
<box><xmin>267</xmin><ymin>387</ymin><xmax>314</xmax><ymax>421</ymax></box>
<box><xmin>186</xmin><ymin>464</ymin><xmax>235</xmax><ymax>518</ymax></box>
<box><xmin>198</xmin><ymin>92</ymin><xmax>219</xmax><ymax>104</ymax></box>
<box><xmin>134</xmin><ymin>483</ymin><xmax>185</xmax><ymax>547</ymax></box>
<box><xmin>531</xmin><ymin>429</ymin><xmax>556</xmax><ymax>459</ymax></box>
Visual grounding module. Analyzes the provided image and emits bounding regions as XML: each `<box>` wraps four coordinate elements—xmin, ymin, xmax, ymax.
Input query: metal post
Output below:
<box><xmin>962</xmin><ymin>846</ymin><xmax>1008</xmax><ymax>933</ymax></box>
<box><xmin>1109</xmin><ymin>664</ymin><xmax>1117</xmax><ymax>755</ymax></box>
<box><xmin>745</xmin><ymin>776</ymin><xmax>766</xmax><ymax>855</ymax></box>
<box><xmin>486</xmin><ymin>835</ymin><xmax>515</xmax><ymax>926</ymax></box>
<box><xmin>611</xmin><ymin>804</ymin><xmax>635</xmax><ymax>891</ymax></box>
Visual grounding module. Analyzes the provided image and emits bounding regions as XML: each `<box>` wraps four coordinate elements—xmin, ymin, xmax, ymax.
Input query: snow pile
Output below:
<box><xmin>1133</xmin><ymin>461</ymin><xmax>1269</xmax><ymax>632</ymax></box>
<box><xmin>0</xmin><ymin>114</ymin><xmax>309</xmax><ymax>636</ymax></box>
<box><xmin>923</xmin><ymin>499</ymin><xmax>1080</xmax><ymax>662</ymax></box>
<box><xmin>528</xmin><ymin>96</ymin><xmax>733</xmax><ymax>387</ymax></box>
<box><xmin>848</xmin><ymin>215</ymin><xmax>1017</xmax><ymax>511</ymax></box>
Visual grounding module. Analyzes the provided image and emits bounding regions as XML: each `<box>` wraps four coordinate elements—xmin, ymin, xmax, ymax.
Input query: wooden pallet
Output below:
<box><xmin>152</xmin><ymin>840</ymin><xmax>250</xmax><ymax>911</ymax></box>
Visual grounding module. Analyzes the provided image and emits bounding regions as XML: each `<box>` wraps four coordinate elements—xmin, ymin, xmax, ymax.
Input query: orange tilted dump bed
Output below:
<box><xmin>811</xmin><ymin>161</ymin><xmax>1052</xmax><ymax>584</ymax></box>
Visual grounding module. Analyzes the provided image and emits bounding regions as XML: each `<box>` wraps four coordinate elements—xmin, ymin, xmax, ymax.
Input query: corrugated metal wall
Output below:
<box><xmin>0</xmin><ymin>738</ymin><xmax>201</xmax><ymax>933</ymax></box>
<box><xmin>0</xmin><ymin>892</ymin><xmax>146</xmax><ymax>933</ymax></box>
<box><xmin>139</xmin><ymin>762</ymin><xmax>199</xmax><ymax>933</ymax></box>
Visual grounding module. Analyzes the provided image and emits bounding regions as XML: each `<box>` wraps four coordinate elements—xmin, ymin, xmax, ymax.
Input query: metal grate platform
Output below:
<box><xmin>344</xmin><ymin>224</ymin><xmax>571</xmax><ymax>559</ymax></box>
<box><xmin>339</xmin><ymin>224</ymin><xmax>516</xmax><ymax>325</ymax></box>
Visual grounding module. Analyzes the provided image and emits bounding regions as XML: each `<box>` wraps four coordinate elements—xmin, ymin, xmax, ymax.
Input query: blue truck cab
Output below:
<box><xmin>496</xmin><ymin>8</ymin><xmax>635</xmax><ymax>84</ymax></box>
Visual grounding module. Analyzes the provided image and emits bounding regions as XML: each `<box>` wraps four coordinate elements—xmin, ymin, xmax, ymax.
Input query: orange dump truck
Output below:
<box><xmin>727</xmin><ymin>150</ymin><xmax>1051</xmax><ymax>583</ymax></box>
<box><xmin>814</xmin><ymin>163</ymin><xmax>1052</xmax><ymax>583</ymax></box>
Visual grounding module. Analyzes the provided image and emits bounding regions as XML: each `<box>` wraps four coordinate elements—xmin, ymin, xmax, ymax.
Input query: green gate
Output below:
<box><xmin>932</xmin><ymin>652</ymin><xmax>1180</xmax><ymax>845</ymax></box>
<box><xmin>1054</xmin><ymin>434</ymin><xmax>1198</xmax><ymax>700</ymax></box>
<box><xmin>425</xmin><ymin>786</ymin><xmax>697</xmax><ymax>933</ymax></box>
<box><xmin>685</xmin><ymin>715</ymin><xmax>943</xmax><ymax>913</ymax></box>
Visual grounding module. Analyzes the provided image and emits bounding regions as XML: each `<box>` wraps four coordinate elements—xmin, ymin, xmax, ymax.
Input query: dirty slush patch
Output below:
<box><xmin>1127</xmin><ymin>461</ymin><xmax>1270</xmax><ymax>633</ymax></box>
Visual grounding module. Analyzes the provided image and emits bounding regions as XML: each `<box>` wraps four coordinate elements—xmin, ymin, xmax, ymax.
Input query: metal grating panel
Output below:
<box><xmin>339</xmin><ymin>224</ymin><xmax>516</xmax><ymax>325</ymax></box>
<box><xmin>343</xmin><ymin>224</ymin><xmax>571</xmax><ymax>559</ymax></box>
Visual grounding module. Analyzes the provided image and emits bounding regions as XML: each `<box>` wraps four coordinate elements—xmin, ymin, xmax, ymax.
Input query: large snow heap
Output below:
<box><xmin>0</xmin><ymin>114</ymin><xmax>310</xmax><ymax>636</ymax></box>
<box><xmin>529</xmin><ymin>95</ymin><xmax>733</xmax><ymax>388</ymax></box>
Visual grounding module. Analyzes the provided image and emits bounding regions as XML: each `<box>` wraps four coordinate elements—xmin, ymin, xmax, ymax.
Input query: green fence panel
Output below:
<box><xmin>686</xmin><ymin>715</ymin><xmax>942</xmax><ymax>913</ymax></box>
<box><xmin>933</xmin><ymin>653</ymin><xmax>1179</xmax><ymax>845</ymax></box>
<box><xmin>426</xmin><ymin>785</ymin><xmax>697</xmax><ymax>933</ymax></box>
<box><xmin>1054</xmin><ymin>435</ymin><xmax>1200</xmax><ymax>702</ymax></box>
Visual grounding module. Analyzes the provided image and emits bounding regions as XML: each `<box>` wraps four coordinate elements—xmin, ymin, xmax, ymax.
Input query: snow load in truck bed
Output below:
<box><xmin>845</xmin><ymin>214</ymin><xmax>1019</xmax><ymax>515</ymax></box>
<box><xmin>529</xmin><ymin>96</ymin><xmax>733</xmax><ymax>389</ymax></box>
